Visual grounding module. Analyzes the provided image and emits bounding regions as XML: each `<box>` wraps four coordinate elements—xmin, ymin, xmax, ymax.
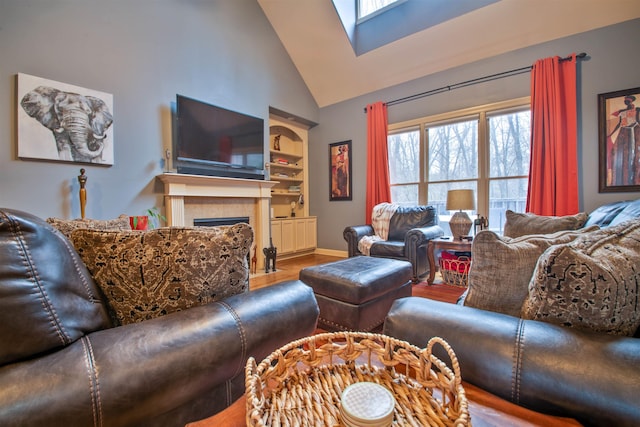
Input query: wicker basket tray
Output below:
<box><xmin>245</xmin><ymin>332</ymin><xmax>470</xmax><ymax>427</ymax></box>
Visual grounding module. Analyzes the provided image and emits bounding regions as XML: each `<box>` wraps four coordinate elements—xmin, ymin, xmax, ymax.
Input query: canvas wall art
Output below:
<box><xmin>598</xmin><ymin>86</ymin><xmax>640</xmax><ymax>192</ymax></box>
<box><xmin>17</xmin><ymin>73</ymin><xmax>114</xmax><ymax>165</ymax></box>
<box><xmin>329</xmin><ymin>140</ymin><xmax>352</xmax><ymax>201</ymax></box>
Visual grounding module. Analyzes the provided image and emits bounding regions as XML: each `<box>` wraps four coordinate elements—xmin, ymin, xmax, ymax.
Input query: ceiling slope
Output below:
<box><xmin>258</xmin><ymin>0</ymin><xmax>640</xmax><ymax>107</ymax></box>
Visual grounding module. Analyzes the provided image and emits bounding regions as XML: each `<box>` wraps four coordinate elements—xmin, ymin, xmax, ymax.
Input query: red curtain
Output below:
<box><xmin>526</xmin><ymin>53</ymin><xmax>579</xmax><ymax>216</ymax></box>
<box><xmin>365</xmin><ymin>102</ymin><xmax>391</xmax><ymax>223</ymax></box>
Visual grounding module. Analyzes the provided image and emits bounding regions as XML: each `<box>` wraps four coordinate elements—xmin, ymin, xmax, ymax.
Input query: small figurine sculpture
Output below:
<box><xmin>251</xmin><ymin>245</ymin><xmax>257</xmax><ymax>275</ymax></box>
<box><xmin>473</xmin><ymin>215</ymin><xmax>488</xmax><ymax>235</ymax></box>
<box><xmin>263</xmin><ymin>238</ymin><xmax>277</xmax><ymax>273</ymax></box>
<box><xmin>78</xmin><ymin>168</ymin><xmax>87</xmax><ymax>219</ymax></box>
<box><xmin>273</xmin><ymin>134</ymin><xmax>281</xmax><ymax>151</ymax></box>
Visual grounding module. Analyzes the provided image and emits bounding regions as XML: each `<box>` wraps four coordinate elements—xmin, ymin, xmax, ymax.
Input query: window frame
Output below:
<box><xmin>387</xmin><ymin>96</ymin><xmax>531</xmax><ymax>226</ymax></box>
<box><xmin>356</xmin><ymin>0</ymin><xmax>406</xmax><ymax>23</ymax></box>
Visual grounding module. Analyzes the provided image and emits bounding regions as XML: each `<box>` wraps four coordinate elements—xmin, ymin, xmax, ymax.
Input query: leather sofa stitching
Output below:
<box><xmin>512</xmin><ymin>319</ymin><xmax>526</xmax><ymax>404</ymax></box>
<box><xmin>219</xmin><ymin>301</ymin><xmax>247</xmax><ymax>378</ymax></box>
<box><xmin>57</xmin><ymin>229</ymin><xmax>103</xmax><ymax>304</ymax></box>
<box><xmin>224</xmin><ymin>379</ymin><xmax>232</xmax><ymax>407</ymax></box>
<box><xmin>81</xmin><ymin>336</ymin><xmax>103</xmax><ymax>427</ymax></box>
<box><xmin>7</xmin><ymin>213</ymin><xmax>70</xmax><ymax>345</ymax></box>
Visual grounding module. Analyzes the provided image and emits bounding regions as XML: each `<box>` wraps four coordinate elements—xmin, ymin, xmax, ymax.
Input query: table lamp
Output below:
<box><xmin>446</xmin><ymin>189</ymin><xmax>475</xmax><ymax>239</ymax></box>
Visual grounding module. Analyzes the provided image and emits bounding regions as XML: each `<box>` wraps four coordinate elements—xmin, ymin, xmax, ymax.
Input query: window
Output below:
<box><xmin>387</xmin><ymin>98</ymin><xmax>531</xmax><ymax>234</ymax></box>
<box><xmin>357</xmin><ymin>0</ymin><xmax>403</xmax><ymax>21</ymax></box>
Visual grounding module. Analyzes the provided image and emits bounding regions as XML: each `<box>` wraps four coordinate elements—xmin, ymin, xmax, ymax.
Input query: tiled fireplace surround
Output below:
<box><xmin>158</xmin><ymin>173</ymin><xmax>276</xmax><ymax>270</ymax></box>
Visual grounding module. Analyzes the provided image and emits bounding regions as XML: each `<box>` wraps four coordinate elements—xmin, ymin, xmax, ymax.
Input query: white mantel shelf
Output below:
<box><xmin>157</xmin><ymin>173</ymin><xmax>277</xmax><ymax>270</ymax></box>
<box><xmin>158</xmin><ymin>173</ymin><xmax>277</xmax><ymax>199</ymax></box>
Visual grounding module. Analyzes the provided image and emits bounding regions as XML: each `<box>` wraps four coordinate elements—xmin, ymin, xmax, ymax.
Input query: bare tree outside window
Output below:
<box><xmin>387</xmin><ymin>99</ymin><xmax>530</xmax><ymax>234</ymax></box>
<box><xmin>388</xmin><ymin>129</ymin><xmax>419</xmax><ymax>204</ymax></box>
<box><xmin>488</xmin><ymin>111</ymin><xmax>530</xmax><ymax>231</ymax></box>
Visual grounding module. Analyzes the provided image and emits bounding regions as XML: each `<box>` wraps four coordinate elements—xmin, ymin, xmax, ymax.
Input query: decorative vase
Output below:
<box><xmin>129</xmin><ymin>215</ymin><xmax>149</xmax><ymax>230</ymax></box>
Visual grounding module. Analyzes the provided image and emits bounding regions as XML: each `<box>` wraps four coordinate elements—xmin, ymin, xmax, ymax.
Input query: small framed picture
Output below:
<box><xmin>598</xmin><ymin>86</ymin><xmax>640</xmax><ymax>192</ymax></box>
<box><xmin>329</xmin><ymin>140</ymin><xmax>352</xmax><ymax>201</ymax></box>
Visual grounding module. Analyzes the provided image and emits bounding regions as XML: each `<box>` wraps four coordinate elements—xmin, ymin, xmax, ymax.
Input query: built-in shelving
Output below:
<box><xmin>268</xmin><ymin>115</ymin><xmax>315</xmax><ymax>257</ymax></box>
<box><xmin>268</xmin><ymin>118</ymin><xmax>307</xmax><ymax>218</ymax></box>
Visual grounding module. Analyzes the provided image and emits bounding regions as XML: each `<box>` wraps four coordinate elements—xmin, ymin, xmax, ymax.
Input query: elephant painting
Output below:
<box><xmin>20</xmin><ymin>85</ymin><xmax>113</xmax><ymax>164</ymax></box>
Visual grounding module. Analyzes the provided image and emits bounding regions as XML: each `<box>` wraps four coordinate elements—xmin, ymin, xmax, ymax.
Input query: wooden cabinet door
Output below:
<box><xmin>304</xmin><ymin>217</ymin><xmax>317</xmax><ymax>250</ymax></box>
<box><xmin>295</xmin><ymin>219</ymin><xmax>306</xmax><ymax>251</ymax></box>
<box><xmin>280</xmin><ymin>220</ymin><xmax>295</xmax><ymax>254</ymax></box>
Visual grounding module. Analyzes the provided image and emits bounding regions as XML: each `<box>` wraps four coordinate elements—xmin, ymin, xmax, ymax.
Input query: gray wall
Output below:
<box><xmin>310</xmin><ymin>18</ymin><xmax>640</xmax><ymax>253</ymax></box>
<box><xmin>0</xmin><ymin>0</ymin><xmax>318</xmax><ymax>219</ymax></box>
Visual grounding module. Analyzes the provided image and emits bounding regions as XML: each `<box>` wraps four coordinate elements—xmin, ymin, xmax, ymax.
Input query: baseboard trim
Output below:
<box><xmin>314</xmin><ymin>248</ymin><xmax>347</xmax><ymax>258</ymax></box>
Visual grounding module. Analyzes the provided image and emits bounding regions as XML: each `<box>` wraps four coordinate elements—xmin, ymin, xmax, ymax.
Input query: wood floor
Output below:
<box><xmin>249</xmin><ymin>254</ymin><xmax>466</xmax><ymax>304</ymax></box>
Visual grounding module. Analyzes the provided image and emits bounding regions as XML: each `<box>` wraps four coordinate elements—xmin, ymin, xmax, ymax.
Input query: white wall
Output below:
<box><xmin>310</xmin><ymin>18</ymin><xmax>640</xmax><ymax>252</ymax></box>
<box><xmin>0</xmin><ymin>0</ymin><xmax>318</xmax><ymax>219</ymax></box>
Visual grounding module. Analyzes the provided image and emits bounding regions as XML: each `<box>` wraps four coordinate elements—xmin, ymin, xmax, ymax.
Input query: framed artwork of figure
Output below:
<box><xmin>329</xmin><ymin>140</ymin><xmax>352</xmax><ymax>201</ymax></box>
<box><xmin>598</xmin><ymin>86</ymin><xmax>640</xmax><ymax>192</ymax></box>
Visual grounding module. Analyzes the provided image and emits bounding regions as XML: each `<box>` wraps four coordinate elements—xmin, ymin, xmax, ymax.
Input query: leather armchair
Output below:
<box><xmin>0</xmin><ymin>208</ymin><xmax>319</xmax><ymax>427</ymax></box>
<box><xmin>343</xmin><ymin>205</ymin><xmax>443</xmax><ymax>282</ymax></box>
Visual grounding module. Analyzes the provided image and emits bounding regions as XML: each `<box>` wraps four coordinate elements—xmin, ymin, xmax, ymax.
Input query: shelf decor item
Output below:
<box><xmin>598</xmin><ymin>86</ymin><xmax>640</xmax><ymax>192</ymax></box>
<box><xmin>245</xmin><ymin>331</ymin><xmax>469</xmax><ymax>426</ymax></box>
<box><xmin>329</xmin><ymin>140</ymin><xmax>352</xmax><ymax>201</ymax></box>
<box><xmin>447</xmin><ymin>189</ymin><xmax>475</xmax><ymax>239</ymax></box>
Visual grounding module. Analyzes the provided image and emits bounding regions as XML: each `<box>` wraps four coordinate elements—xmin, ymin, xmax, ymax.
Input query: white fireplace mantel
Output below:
<box><xmin>157</xmin><ymin>173</ymin><xmax>277</xmax><ymax>267</ymax></box>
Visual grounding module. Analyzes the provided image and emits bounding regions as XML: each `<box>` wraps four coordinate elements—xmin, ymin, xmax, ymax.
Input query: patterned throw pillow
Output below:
<box><xmin>503</xmin><ymin>210</ymin><xmax>588</xmax><ymax>238</ymax></box>
<box><xmin>464</xmin><ymin>226</ymin><xmax>599</xmax><ymax>317</ymax></box>
<box><xmin>71</xmin><ymin>224</ymin><xmax>253</xmax><ymax>325</ymax></box>
<box><xmin>522</xmin><ymin>219</ymin><xmax>640</xmax><ymax>336</ymax></box>
<box><xmin>46</xmin><ymin>215</ymin><xmax>130</xmax><ymax>238</ymax></box>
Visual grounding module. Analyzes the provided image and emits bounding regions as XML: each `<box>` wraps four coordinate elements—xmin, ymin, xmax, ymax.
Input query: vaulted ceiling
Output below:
<box><xmin>258</xmin><ymin>0</ymin><xmax>640</xmax><ymax>107</ymax></box>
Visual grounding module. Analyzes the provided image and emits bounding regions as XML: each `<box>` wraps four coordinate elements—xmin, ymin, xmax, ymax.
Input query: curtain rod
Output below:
<box><xmin>364</xmin><ymin>52</ymin><xmax>587</xmax><ymax>113</ymax></box>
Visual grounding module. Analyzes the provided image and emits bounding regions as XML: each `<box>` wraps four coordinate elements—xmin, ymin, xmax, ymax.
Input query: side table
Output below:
<box><xmin>427</xmin><ymin>237</ymin><xmax>472</xmax><ymax>285</ymax></box>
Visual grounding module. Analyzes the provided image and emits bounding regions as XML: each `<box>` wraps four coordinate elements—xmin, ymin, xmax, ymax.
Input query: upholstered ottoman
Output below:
<box><xmin>299</xmin><ymin>256</ymin><xmax>412</xmax><ymax>332</ymax></box>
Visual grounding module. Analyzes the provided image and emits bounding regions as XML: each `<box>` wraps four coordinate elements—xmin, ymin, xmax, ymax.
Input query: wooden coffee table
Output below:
<box><xmin>186</xmin><ymin>383</ymin><xmax>582</xmax><ymax>427</ymax></box>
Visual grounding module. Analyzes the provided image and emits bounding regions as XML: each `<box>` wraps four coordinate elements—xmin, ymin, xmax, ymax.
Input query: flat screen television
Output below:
<box><xmin>174</xmin><ymin>95</ymin><xmax>265</xmax><ymax>180</ymax></box>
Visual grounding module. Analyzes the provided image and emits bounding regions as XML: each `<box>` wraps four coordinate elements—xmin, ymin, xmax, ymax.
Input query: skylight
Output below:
<box><xmin>358</xmin><ymin>0</ymin><xmax>403</xmax><ymax>21</ymax></box>
<box><xmin>333</xmin><ymin>0</ymin><xmax>499</xmax><ymax>56</ymax></box>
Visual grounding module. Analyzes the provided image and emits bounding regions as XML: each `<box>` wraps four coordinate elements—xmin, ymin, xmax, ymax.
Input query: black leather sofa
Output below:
<box><xmin>383</xmin><ymin>199</ymin><xmax>640</xmax><ymax>427</ymax></box>
<box><xmin>343</xmin><ymin>205</ymin><xmax>444</xmax><ymax>282</ymax></box>
<box><xmin>0</xmin><ymin>208</ymin><xmax>319</xmax><ymax>427</ymax></box>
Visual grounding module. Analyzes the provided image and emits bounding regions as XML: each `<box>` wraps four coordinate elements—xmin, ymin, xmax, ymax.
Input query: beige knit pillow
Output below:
<box><xmin>522</xmin><ymin>219</ymin><xmax>640</xmax><ymax>336</ymax></box>
<box><xmin>46</xmin><ymin>215</ymin><xmax>130</xmax><ymax>238</ymax></box>
<box><xmin>464</xmin><ymin>226</ymin><xmax>599</xmax><ymax>317</ymax></box>
<box><xmin>503</xmin><ymin>210</ymin><xmax>588</xmax><ymax>238</ymax></box>
<box><xmin>71</xmin><ymin>224</ymin><xmax>253</xmax><ymax>325</ymax></box>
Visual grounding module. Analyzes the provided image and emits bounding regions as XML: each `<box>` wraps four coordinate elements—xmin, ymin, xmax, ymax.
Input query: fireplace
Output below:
<box><xmin>157</xmin><ymin>173</ymin><xmax>277</xmax><ymax>271</ymax></box>
<box><xmin>194</xmin><ymin>217</ymin><xmax>250</xmax><ymax>227</ymax></box>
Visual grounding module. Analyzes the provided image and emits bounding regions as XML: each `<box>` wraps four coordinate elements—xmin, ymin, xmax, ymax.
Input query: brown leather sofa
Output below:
<box><xmin>343</xmin><ymin>205</ymin><xmax>444</xmax><ymax>282</ymax></box>
<box><xmin>0</xmin><ymin>208</ymin><xmax>319</xmax><ymax>427</ymax></box>
<box><xmin>383</xmin><ymin>199</ymin><xmax>640</xmax><ymax>427</ymax></box>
